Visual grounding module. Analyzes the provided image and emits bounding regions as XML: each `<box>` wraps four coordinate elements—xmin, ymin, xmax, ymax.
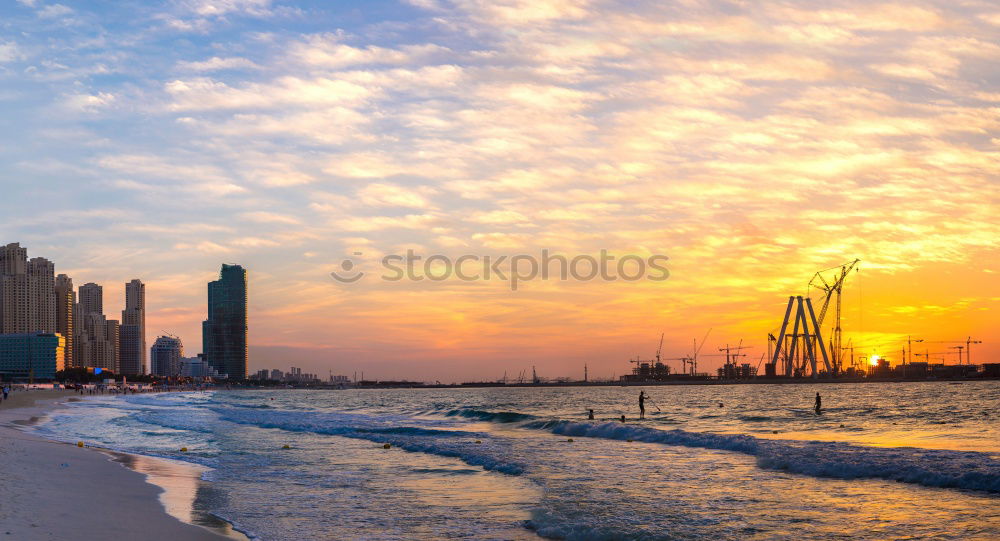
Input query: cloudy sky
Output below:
<box><xmin>1</xmin><ymin>0</ymin><xmax>997</xmax><ymax>381</ymax></box>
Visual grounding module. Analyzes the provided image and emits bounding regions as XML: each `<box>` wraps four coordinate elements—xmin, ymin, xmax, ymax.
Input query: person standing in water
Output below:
<box><xmin>814</xmin><ymin>392</ymin><xmax>822</xmax><ymax>414</ymax></box>
<box><xmin>639</xmin><ymin>391</ymin><xmax>648</xmax><ymax>419</ymax></box>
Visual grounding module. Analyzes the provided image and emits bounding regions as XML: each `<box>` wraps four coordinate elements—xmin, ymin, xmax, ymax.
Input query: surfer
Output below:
<box><xmin>588</xmin><ymin>409</ymin><xmax>595</xmax><ymax>420</ymax></box>
<box><xmin>639</xmin><ymin>391</ymin><xmax>648</xmax><ymax>419</ymax></box>
<box><xmin>814</xmin><ymin>392</ymin><xmax>822</xmax><ymax>414</ymax></box>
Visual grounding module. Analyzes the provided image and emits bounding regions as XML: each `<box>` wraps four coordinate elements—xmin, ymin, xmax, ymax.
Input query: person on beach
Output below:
<box><xmin>639</xmin><ymin>391</ymin><xmax>648</xmax><ymax>420</ymax></box>
<box><xmin>814</xmin><ymin>392</ymin><xmax>822</xmax><ymax>414</ymax></box>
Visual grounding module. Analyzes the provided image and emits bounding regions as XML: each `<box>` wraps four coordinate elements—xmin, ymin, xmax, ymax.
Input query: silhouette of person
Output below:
<box><xmin>588</xmin><ymin>409</ymin><xmax>595</xmax><ymax>420</ymax></box>
<box><xmin>620</xmin><ymin>414</ymin><xmax>626</xmax><ymax>423</ymax></box>
<box><xmin>815</xmin><ymin>392</ymin><xmax>822</xmax><ymax>414</ymax></box>
<box><xmin>639</xmin><ymin>391</ymin><xmax>648</xmax><ymax>419</ymax></box>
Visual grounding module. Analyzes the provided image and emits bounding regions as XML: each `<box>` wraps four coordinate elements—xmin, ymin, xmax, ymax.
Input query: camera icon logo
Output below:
<box><xmin>330</xmin><ymin>252</ymin><xmax>365</xmax><ymax>283</ymax></box>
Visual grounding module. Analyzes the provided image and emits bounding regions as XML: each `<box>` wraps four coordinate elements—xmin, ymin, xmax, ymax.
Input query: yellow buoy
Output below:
<box><xmin>627</xmin><ymin>439</ymin><xmax>633</xmax><ymax>442</ymax></box>
<box><xmin>567</xmin><ymin>438</ymin><xmax>574</xmax><ymax>442</ymax></box>
<box><xmin>772</xmin><ymin>430</ymin><xmax>778</xmax><ymax>434</ymax></box>
<box><xmin>77</xmin><ymin>441</ymin><xmax>84</xmax><ymax>448</ymax></box>
<box><xmin>383</xmin><ymin>443</ymin><xmax>391</xmax><ymax>449</ymax></box>
<box><xmin>475</xmin><ymin>440</ymin><xmax>482</xmax><ymax>444</ymax></box>
<box><xmin>180</xmin><ymin>447</ymin><xmax>188</xmax><ymax>452</ymax></box>
<box><xmin>282</xmin><ymin>444</ymin><xmax>291</xmax><ymax>449</ymax></box>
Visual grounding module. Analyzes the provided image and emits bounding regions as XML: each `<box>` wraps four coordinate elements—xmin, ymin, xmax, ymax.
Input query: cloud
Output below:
<box><xmin>179</xmin><ymin>0</ymin><xmax>275</xmax><ymax>17</ymax></box>
<box><xmin>357</xmin><ymin>183</ymin><xmax>436</xmax><ymax>209</ymax></box>
<box><xmin>3</xmin><ymin>0</ymin><xmax>999</xmax><ymax>376</ymax></box>
<box><xmin>63</xmin><ymin>92</ymin><xmax>115</xmax><ymax>112</ymax></box>
<box><xmin>239</xmin><ymin>211</ymin><xmax>301</xmax><ymax>224</ymax></box>
<box><xmin>176</xmin><ymin>56</ymin><xmax>261</xmax><ymax>72</ymax></box>
<box><xmin>291</xmin><ymin>34</ymin><xmax>450</xmax><ymax>68</ymax></box>
<box><xmin>0</xmin><ymin>42</ymin><xmax>22</xmax><ymax>63</ymax></box>
<box><xmin>37</xmin><ymin>4</ymin><xmax>73</xmax><ymax>18</ymax></box>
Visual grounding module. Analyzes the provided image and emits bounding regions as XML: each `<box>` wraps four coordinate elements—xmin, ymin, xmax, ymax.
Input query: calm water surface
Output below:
<box><xmin>34</xmin><ymin>382</ymin><xmax>1000</xmax><ymax>540</ymax></box>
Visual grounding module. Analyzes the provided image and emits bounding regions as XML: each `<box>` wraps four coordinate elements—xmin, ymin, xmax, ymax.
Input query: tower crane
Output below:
<box><xmin>687</xmin><ymin>328</ymin><xmax>713</xmax><ymax>376</ymax></box>
<box><xmin>718</xmin><ymin>341</ymin><xmax>752</xmax><ymax>366</ymax></box>
<box><xmin>808</xmin><ymin>259</ymin><xmax>860</xmax><ymax>374</ymax></box>
<box><xmin>924</xmin><ymin>338</ymin><xmax>982</xmax><ymax>364</ymax></box>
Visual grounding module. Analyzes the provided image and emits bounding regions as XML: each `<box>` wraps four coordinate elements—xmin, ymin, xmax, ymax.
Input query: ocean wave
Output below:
<box><xmin>524</xmin><ymin>421</ymin><xmax>1000</xmax><ymax>493</ymax></box>
<box><xmin>445</xmin><ymin>409</ymin><xmax>538</xmax><ymax>423</ymax></box>
<box><xmin>214</xmin><ymin>408</ymin><xmax>527</xmax><ymax>475</ymax></box>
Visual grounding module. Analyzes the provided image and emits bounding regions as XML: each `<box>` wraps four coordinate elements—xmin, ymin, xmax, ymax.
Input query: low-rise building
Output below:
<box><xmin>0</xmin><ymin>332</ymin><xmax>65</xmax><ymax>380</ymax></box>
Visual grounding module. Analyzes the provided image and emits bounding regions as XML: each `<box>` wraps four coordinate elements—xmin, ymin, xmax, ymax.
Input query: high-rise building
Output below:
<box><xmin>0</xmin><ymin>243</ymin><xmax>56</xmax><ymax>334</ymax></box>
<box><xmin>119</xmin><ymin>279</ymin><xmax>146</xmax><ymax>375</ymax></box>
<box><xmin>54</xmin><ymin>274</ymin><xmax>75</xmax><ymax>368</ymax></box>
<box><xmin>78</xmin><ymin>283</ymin><xmax>103</xmax><ymax>317</ymax></box>
<box><xmin>202</xmin><ymin>264</ymin><xmax>247</xmax><ymax>380</ymax></box>
<box><xmin>28</xmin><ymin>257</ymin><xmax>55</xmax><ymax>334</ymax></box>
<box><xmin>75</xmin><ymin>282</ymin><xmax>118</xmax><ymax>372</ymax></box>
<box><xmin>151</xmin><ymin>335</ymin><xmax>183</xmax><ymax>377</ymax></box>
<box><xmin>0</xmin><ymin>243</ymin><xmax>28</xmax><ymax>334</ymax></box>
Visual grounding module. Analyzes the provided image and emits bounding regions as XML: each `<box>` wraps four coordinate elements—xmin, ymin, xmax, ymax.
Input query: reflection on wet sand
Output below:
<box><xmin>110</xmin><ymin>452</ymin><xmax>247</xmax><ymax>540</ymax></box>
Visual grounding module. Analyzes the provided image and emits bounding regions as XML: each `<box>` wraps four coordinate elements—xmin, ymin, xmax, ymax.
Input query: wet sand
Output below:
<box><xmin>0</xmin><ymin>389</ymin><xmax>243</xmax><ymax>540</ymax></box>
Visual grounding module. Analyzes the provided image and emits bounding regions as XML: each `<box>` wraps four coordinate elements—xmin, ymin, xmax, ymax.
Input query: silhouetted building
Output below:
<box><xmin>202</xmin><ymin>264</ymin><xmax>247</xmax><ymax>380</ymax></box>
<box><xmin>180</xmin><ymin>355</ymin><xmax>223</xmax><ymax>379</ymax></box>
<box><xmin>151</xmin><ymin>335</ymin><xmax>183</xmax><ymax>377</ymax></box>
<box><xmin>119</xmin><ymin>279</ymin><xmax>146</xmax><ymax>375</ymax></box>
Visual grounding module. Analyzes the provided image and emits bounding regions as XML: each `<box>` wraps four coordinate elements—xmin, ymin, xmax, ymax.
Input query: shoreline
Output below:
<box><xmin>0</xmin><ymin>389</ymin><xmax>247</xmax><ymax>540</ymax></box>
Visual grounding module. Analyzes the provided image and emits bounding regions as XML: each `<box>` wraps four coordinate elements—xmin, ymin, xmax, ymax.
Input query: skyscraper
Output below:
<box><xmin>54</xmin><ymin>274</ymin><xmax>75</xmax><ymax>368</ymax></box>
<box><xmin>75</xmin><ymin>282</ymin><xmax>118</xmax><ymax>372</ymax></box>
<box><xmin>0</xmin><ymin>243</ymin><xmax>56</xmax><ymax>334</ymax></box>
<box><xmin>202</xmin><ymin>264</ymin><xmax>247</xmax><ymax>380</ymax></box>
<box><xmin>78</xmin><ymin>283</ymin><xmax>102</xmax><ymax>317</ymax></box>
<box><xmin>151</xmin><ymin>335</ymin><xmax>183</xmax><ymax>377</ymax></box>
<box><xmin>119</xmin><ymin>279</ymin><xmax>146</xmax><ymax>375</ymax></box>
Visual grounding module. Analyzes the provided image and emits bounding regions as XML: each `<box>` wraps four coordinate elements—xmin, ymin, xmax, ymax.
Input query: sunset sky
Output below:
<box><xmin>1</xmin><ymin>0</ymin><xmax>997</xmax><ymax>381</ymax></box>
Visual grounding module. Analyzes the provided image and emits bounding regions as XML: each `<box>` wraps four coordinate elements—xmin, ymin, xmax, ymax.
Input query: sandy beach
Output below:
<box><xmin>0</xmin><ymin>389</ymin><xmax>239</xmax><ymax>540</ymax></box>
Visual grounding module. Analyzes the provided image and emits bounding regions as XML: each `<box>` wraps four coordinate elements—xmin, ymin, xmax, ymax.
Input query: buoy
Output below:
<box><xmin>180</xmin><ymin>447</ymin><xmax>188</xmax><ymax>452</ymax></box>
<box><xmin>282</xmin><ymin>444</ymin><xmax>291</xmax><ymax>449</ymax></box>
<box><xmin>77</xmin><ymin>441</ymin><xmax>84</xmax><ymax>448</ymax></box>
<box><xmin>840</xmin><ymin>424</ymin><xmax>845</xmax><ymax>428</ymax></box>
<box><xmin>627</xmin><ymin>439</ymin><xmax>633</xmax><ymax>442</ymax></box>
<box><xmin>475</xmin><ymin>440</ymin><xmax>482</xmax><ymax>444</ymax></box>
<box><xmin>383</xmin><ymin>443</ymin><xmax>391</xmax><ymax>449</ymax></box>
<box><xmin>772</xmin><ymin>430</ymin><xmax>778</xmax><ymax>434</ymax></box>
<box><xmin>566</xmin><ymin>438</ymin><xmax>574</xmax><ymax>442</ymax></box>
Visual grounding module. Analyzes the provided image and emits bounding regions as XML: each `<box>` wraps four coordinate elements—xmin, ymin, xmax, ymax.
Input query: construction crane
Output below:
<box><xmin>924</xmin><ymin>338</ymin><xmax>982</xmax><ymax>364</ymax></box>
<box><xmin>718</xmin><ymin>341</ymin><xmax>752</xmax><ymax>366</ymax></box>
<box><xmin>948</xmin><ymin>346</ymin><xmax>964</xmax><ymax>364</ymax></box>
<box><xmin>655</xmin><ymin>333</ymin><xmax>664</xmax><ymax>365</ymax></box>
<box><xmin>687</xmin><ymin>328</ymin><xmax>713</xmax><ymax>376</ymax></box>
<box><xmin>663</xmin><ymin>356</ymin><xmax>692</xmax><ymax>374</ymax></box>
<box><xmin>702</xmin><ymin>347</ymin><xmax>749</xmax><ymax>379</ymax></box>
<box><xmin>807</xmin><ymin>259</ymin><xmax>860</xmax><ymax>374</ymax></box>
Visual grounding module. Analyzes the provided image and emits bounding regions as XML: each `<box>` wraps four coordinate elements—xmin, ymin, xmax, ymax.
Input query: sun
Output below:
<box><xmin>869</xmin><ymin>354</ymin><xmax>881</xmax><ymax>366</ymax></box>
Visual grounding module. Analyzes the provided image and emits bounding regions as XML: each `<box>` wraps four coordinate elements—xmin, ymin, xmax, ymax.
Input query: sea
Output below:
<box><xmin>30</xmin><ymin>382</ymin><xmax>1000</xmax><ymax>540</ymax></box>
